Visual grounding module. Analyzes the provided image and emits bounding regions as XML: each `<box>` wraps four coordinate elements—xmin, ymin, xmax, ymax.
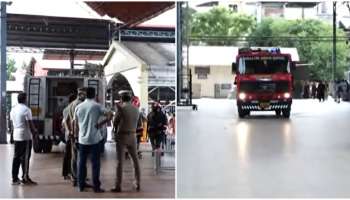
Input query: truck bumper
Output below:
<box><xmin>237</xmin><ymin>99</ymin><xmax>292</xmax><ymax>111</ymax></box>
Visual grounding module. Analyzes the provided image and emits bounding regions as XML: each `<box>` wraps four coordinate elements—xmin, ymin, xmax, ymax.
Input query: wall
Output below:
<box><xmin>103</xmin><ymin>42</ymin><xmax>148</xmax><ymax>110</ymax></box>
<box><xmin>191</xmin><ymin>65</ymin><xmax>234</xmax><ymax>98</ymax></box>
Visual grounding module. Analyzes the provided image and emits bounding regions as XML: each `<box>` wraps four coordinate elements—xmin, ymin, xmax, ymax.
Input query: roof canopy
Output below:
<box><xmin>86</xmin><ymin>2</ymin><xmax>175</xmax><ymax>26</ymax></box>
<box><xmin>43</xmin><ymin>49</ymin><xmax>106</xmax><ymax>60</ymax></box>
<box><xmin>186</xmin><ymin>46</ymin><xmax>300</xmax><ymax>66</ymax></box>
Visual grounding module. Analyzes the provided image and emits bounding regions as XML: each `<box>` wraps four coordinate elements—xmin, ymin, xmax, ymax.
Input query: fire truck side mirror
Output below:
<box><xmin>232</xmin><ymin>63</ymin><xmax>237</xmax><ymax>74</ymax></box>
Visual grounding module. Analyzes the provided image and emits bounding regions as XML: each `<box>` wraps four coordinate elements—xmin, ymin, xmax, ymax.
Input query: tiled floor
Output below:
<box><xmin>0</xmin><ymin>142</ymin><xmax>175</xmax><ymax>198</ymax></box>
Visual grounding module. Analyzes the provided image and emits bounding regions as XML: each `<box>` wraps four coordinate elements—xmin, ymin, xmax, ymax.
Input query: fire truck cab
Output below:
<box><xmin>26</xmin><ymin>76</ymin><xmax>106</xmax><ymax>153</ymax></box>
<box><xmin>232</xmin><ymin>47</ymin><xmax>293</xmax><ymax>118</ymax></box>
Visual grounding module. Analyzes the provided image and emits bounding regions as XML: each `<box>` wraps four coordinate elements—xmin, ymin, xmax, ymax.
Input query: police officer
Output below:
<box><xmin>111</xmin><ymin>90</ymin><xmax>141</xmax><ymax>192</ymax></box>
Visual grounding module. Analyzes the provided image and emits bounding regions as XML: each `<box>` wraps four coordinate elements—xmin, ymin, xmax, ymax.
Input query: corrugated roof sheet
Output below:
<box><xmin>123</xmin><ymin>42</ymin><xmax>175</xmax><ymax>66</ymax></box>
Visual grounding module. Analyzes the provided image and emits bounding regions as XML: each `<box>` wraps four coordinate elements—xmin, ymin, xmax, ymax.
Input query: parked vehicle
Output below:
<box><xmin>25</xmin><ymin>75</ymin><xmax>106</xmax><ymax>153</ymax></box>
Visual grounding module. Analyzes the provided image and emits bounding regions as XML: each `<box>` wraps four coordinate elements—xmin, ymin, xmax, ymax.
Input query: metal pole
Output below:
<box><xmin>155</xmin><ymin>149</ymin><xmax>161</xmax><ymax>175</ymax></box>
<box><xmin>189</xmin><ymin>69</ymin><xmax>192</xmax><ymax>105</ymax></box>
<box><xmin>186</xmin><ymin>2</ymin><xmax>191</xmax><ymax>106</ymax></box>
<box><xmin>0</xmin><ymin>2</ymin><xmax>7</xmax><ymax>144</ymax></box>
<box><xmin>69</xmin><ymin>49</ymin><xmax>74</xmax><ymax>76</ymax></box>
<box><xmin>176</xmin><ymin>2</ymin><xmax>183</xmax><ymax>105</ymax></box>
<box><xmin>333</xmin><ymin>2</ymin><xmax>337</xmax><ymax>81</ymax></box>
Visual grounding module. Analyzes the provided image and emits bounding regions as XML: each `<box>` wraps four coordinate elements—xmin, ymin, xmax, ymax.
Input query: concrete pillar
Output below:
<box><xmin>0</xmin><ymin>2</ymin><xmax>8</xmax><ymax>144</ymax></box>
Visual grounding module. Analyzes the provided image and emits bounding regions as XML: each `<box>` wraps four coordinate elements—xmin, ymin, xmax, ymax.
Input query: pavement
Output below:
<box><xmin>0</xmin><ymin>142</ymin><xmax>175</xmax><ymax>198</ymax></box>
<box><xmin>177</xmin><ymin>98</ymin><xmax>350</xmax><ymax>198</ymax></box>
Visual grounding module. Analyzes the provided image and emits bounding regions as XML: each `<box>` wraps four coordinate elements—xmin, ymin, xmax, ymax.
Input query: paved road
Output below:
<box><xmin>177</xmin><ymin>98</ymin><xmax>350</xmax><ymax>198</ymax></box>
<box><xmin>0</xmin><ymin>142</ymin><xmax>174</xmax><ymax>198</ymax></box>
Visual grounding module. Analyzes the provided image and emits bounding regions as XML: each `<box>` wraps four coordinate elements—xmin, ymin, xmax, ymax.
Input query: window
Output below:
<box><xmin>221</xmin><ymin>84</ymin><xmax>232</xmax><ymax>90</ymax></box>
<box><xmin>195</xmin><ymin>66</ymin><xmax>210</xmax><ymax>80</ymax></box>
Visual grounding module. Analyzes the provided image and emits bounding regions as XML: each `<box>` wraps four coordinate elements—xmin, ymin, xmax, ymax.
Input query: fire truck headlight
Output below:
<box><xmin>238</xmin><ymin>92</ymin><xmax>246</xmax><ymax>100</ymax></box>
<box><xmin>283</xmin><ymin>92</ymin><xmax>291</xmax><ymax>99</ymax></box>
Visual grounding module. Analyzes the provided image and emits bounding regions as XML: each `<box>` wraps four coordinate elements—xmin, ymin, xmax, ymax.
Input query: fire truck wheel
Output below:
<box><xmin>238</xmin><ymin>107</ymin><xmax>248</xmax><ymax>118</ymax></box>
<box><xmin>275</xmin><ymin>110</ymin><xmax>282</xmax><ymax>116</ymax></box>
<box><xmin>33</xmin><ymin>137</ymin><xmax>42</xmax><ymax>153</ymax></box>
<box><xmin>282</xmin><ymin>109</ymin><xmax>291</xmax><ymax>118</ymax></box>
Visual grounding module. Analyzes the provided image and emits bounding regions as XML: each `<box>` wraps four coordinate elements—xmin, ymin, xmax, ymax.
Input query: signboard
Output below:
<box><xmin>148</xmin><ymin>65</ymin><xmax>175</xmax><ymax>87</ymax></box>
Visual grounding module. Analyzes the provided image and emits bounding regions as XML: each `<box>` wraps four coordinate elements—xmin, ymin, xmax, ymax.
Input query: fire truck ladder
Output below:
<box><xmin>28</xmin><ymin>78</ymin><xmax>41</xmax><ymax>119</ymax></box>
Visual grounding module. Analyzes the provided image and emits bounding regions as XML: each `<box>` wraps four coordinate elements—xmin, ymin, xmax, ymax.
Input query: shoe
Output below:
<box><xmin>94</xmin><ymin>188</ymin><xmax>105</xmax><ymax>193</ymax></box>
<box><xmin>78</xmin><ymin>187</ymin><xmax>85</xmax><ymax>192</ymax></box>
<box><xmin>111</xmin><ymin>186</ymin><xmax>122</xmax><ymax>193</ymax></box>
<box><xmin>133</xmin><ymin>182</ymin><xmax>140</xmax><ymax>191</ymax></box>
<box><xmin>72</xmin><ymin>180</ymin><xmax>77</xmax><ymax>187</ymax></box>
<box><xmin>22</xmin><ymin>178</ymin><xmax>37</xmax><ymax>185</ymax></box>
<box><xmin>84</xmin><ymin>182</ymin><xmax>92</xmax><ymax>188</ymax></box>
<box><xmin>63</xmin><ymin>175</ymin><xmax>71</xmax><ymax>180</ymax></box>
<box><xmin>12</xmin><ymin>179</ymin><xmax>21</xmax><ymax>185</ymax></box>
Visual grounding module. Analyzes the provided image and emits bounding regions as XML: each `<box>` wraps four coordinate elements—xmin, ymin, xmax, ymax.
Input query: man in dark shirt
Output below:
<box><xmin>147</xmin><ymin>103</ymin><xmax>167</xmax><ymax>156</ymax></box>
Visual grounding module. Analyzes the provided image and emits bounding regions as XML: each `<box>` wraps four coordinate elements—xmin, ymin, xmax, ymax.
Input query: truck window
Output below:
<box><xmin>239</xmin><ymin>56</ymin><xmax>290</xmax><ymax>74</ymax></box>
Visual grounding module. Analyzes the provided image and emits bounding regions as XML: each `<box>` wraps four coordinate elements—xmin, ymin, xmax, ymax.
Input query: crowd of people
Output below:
<box><xmin>302</xmin><ymin>80</ymin><xmax>350</xmax><ymax>103</ymax></box>
<box><xmin>9</xmin><ymin>87</ymin><xmax>175</xmax><ymax>194</ymax></box>
<box><xmin>302</xmin><ymin>81</ymin><xmax>328</xmax><ymax>102</ymax></box>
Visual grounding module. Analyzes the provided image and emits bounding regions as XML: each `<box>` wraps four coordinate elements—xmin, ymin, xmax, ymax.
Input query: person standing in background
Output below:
<box><xmin>61</xmin><ymin>93</ymin><xmax>77</xmax><ymax>180</ymax></box>
<box><xmin>10</xmin><ymin>92</ymin><xmax>38</xmax><ymax>185</ymax></box>
<box><xmin>65</xmin><ymin>88</ymin><xmax>87</xmax><ymax>187</ymax></box>
<box><xmin>74</xmin><ymin>87</ymin><xmax>111</xmax><ymax>193</ymax></box>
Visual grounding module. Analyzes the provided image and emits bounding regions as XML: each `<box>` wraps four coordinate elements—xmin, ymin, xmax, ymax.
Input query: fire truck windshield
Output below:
<box><xmin>238</xmin><ymin>56</ymin><xmax>290</xmax><ymax>74</ymax></box>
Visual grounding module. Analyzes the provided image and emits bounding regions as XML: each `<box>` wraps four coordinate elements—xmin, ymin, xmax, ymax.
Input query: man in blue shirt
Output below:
<box><xmin>74</xmin><ymin>87</ymin><xmax>111</xmax><ymax>193</ymax></box>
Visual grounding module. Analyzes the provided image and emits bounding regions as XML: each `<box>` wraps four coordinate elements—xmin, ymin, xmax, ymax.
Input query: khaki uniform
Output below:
<box><xmin>113</xmin><ymin>102</ymin><xmax>141</xmax><ymax>188</ymax></box>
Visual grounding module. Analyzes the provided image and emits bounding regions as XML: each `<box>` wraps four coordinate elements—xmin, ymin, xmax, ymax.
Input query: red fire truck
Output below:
<box><xmin>232</xmin><ymin>47</ymin><xmax>293</xmax><ymax>118</ymax></box>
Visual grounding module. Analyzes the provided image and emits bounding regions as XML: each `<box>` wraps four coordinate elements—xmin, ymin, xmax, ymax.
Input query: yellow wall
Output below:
<box><xmin>191</xmin><ymin>65</ymin><xmax>234</xmax><ymax>98</ymax></box>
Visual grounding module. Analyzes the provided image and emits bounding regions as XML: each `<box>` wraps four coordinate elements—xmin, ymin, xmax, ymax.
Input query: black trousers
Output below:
<box><xmin>12</xmin><ymin>140</ymin><xmax>32</xmax><ymax>180</ymax></box>
<box><xmin>62</xmin><ymin>138</ymin><xmax>72</xmax><ymax>177</ymax></box>
<box><xmin>149</xmin><ymin>132</ymin><xmax>162</xmax><ymax>150</ymax></box>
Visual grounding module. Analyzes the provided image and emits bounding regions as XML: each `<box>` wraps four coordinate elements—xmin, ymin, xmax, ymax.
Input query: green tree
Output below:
<box><xmin>190</xmin><ymin>6</ymin><xmax>256</xmax><ymax>45</ymax></box>
<box><xmin>249</xmin><ymin>18</ymin><xmax>349</xmax><ymax>81</ymax></box>
<box><xmin>7</xmin><ymin>58</ymin><xmax>16</xmax><ymax>81</ymax></box>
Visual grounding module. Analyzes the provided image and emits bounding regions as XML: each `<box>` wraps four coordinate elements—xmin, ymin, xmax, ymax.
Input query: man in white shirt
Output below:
<box><xmin>10</xmin><ymin>92</ymin><xmax>38</xmax><ymax>185</ymax></box>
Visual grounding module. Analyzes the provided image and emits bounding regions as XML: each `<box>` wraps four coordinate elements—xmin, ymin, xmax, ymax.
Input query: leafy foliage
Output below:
<box><xmin>190</xmin><ymin>6</ymin><xmax>256</xmax><ymax>45</ymax></box>
<box><xmin>249</xmin><ymin>18</ymin><xmax>349</xmax><ymax>80</ymax></box>
<box><xmin>7</xmin><ymin>58</ymin><xmax>16</xmax><ymax>81</ymax></box>
<box><xmin>188</xmin><ymin>5</ymin><xmax>350</xmax><ymax>80</ymax></box>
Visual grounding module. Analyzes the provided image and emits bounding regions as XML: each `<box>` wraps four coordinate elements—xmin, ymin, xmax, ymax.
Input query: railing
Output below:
<box><xmin>139</xmin><ymin>136</ymin><xmax>175</xmax><ymax>174</ymax></box>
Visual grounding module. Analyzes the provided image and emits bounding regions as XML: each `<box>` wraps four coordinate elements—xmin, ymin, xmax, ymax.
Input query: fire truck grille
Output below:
<box><xmin>241</xmin><ymin>103</ymin><xmax>290</xmax><ymax>110</ymax></box>
<box><xmin>240</xmin><ymin>81</ymin><xmax>289</xmax><ymax>93</ymax></box>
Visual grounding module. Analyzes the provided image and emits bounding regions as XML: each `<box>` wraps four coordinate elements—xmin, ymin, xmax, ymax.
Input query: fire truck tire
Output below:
<box><xmin>33</xmin><ymin>137</ymin><xmax>42</xmax><ymax>153</ymax></box>
<box><xmin>282</xmin><ymin>109</ymin><xmax>291</xmax><ymax>118</ymax></box>
<box><xmin>42</xmin><ymin>140</ymin><xmax>53</xmax><ymax>153</ymax></box>
<box><xmin>275</xmin><ymin>110</ymin><xmax>282</xmax><ymax>116</ymax></box>
<box><xmin>238</xmin><ymin>107</ymin><xmax>249</xmax><ymax>118</ymax></box>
